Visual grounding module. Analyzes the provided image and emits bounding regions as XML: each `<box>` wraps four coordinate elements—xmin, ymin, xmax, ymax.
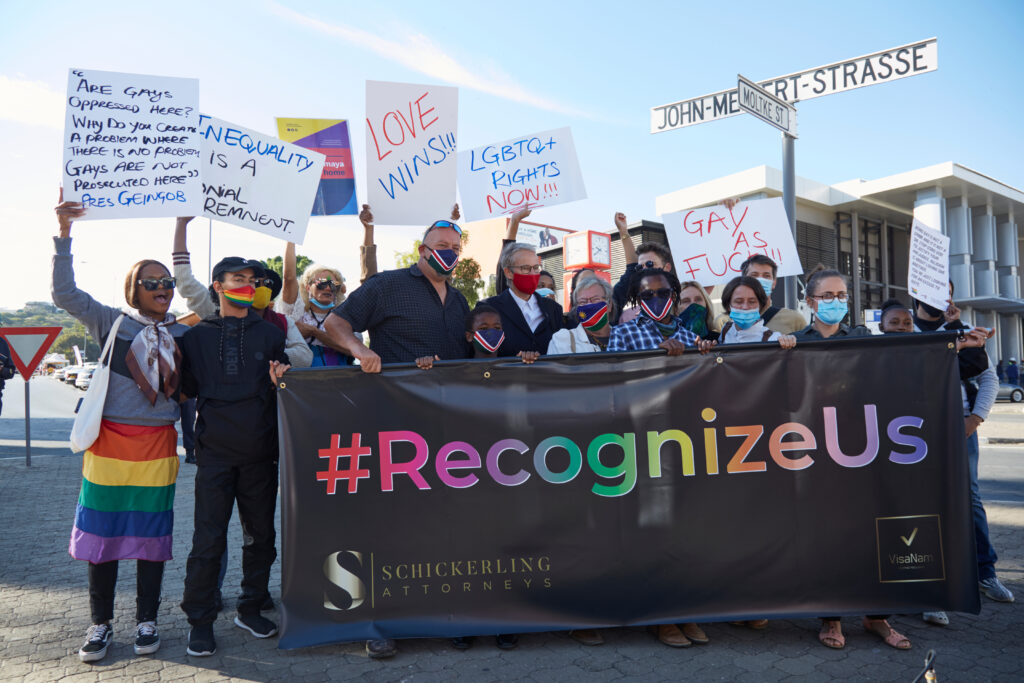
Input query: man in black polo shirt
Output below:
<box><xmin>325</xmin><ymin>220</ymin><xmax>470</xmax><ymax>375</ymax></box>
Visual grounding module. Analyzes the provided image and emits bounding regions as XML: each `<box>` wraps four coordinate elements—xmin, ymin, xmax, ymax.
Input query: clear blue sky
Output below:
<box><xmin>1</xmin><ymin>0</ymin><xmax>1021</xmax><ymax>309</ymax></box>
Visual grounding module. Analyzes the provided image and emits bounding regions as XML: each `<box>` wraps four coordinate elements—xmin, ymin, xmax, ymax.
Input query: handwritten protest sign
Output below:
<box><xmin>907</xmin><ymin>218</ymin><xmax>950</xmax><ymax>310</ymax></box>
<box><xmin>276</xmin><ymin>118</ymin><xmax>357</xmax><ymax>215</ymax></box>
<box><xmin>662</xmin><ymin>197</ymin><xmax>800</xmax><ymax>286</ymax></box>
<box><xmin>457</xmin><ymin>127</ymin><xmax>586</xmax><ymax>221</ymax></box>
<box><xmin>198</xmin><ymin>116</ymin><xmax>325</xmax><ymax>244</ymax></box>
<box><xmin>365</xmin><ymin>80</ymin><xmax>458</xmax><ymax>225</ymax></box>
<box><xmin>62</xmin><ymin>68</ymin><xmax>201</xmax><ymax>219</ymax></box>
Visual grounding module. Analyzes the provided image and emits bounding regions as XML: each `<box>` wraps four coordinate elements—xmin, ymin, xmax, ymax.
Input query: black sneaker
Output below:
<box><xmin>451</xmin><ymin>636</ymin><xmax>474</xmax><ymax>650</ymax></box>
<box><xmin>366</xmin><ymin>638</ymin><xmax>397</xmax><ymax>659</ymax></box>
<box><xmin>186</xmin><ymin>624</ymin><xmax>217</xmax><ymax>656</ymax></box>
<box><xmin>79</xmin><ymin>623</ymin><xmax>112</xmax><ymax>662</ymax></box>
<box><xmin>260</xmin><ymin>595</ymin><xmax>275</xmax><ymax>611</ymax></box>
<box><xmin>495</xmin><ymin>634</ymin><xmax>519</xmax><ymax>649</ymax></box>
<box><xmin>234</xmin><ymin>613</ymin><xmax>277</xmax><ymax>639</ymax></box>
<box><xmin>184</xmin><ymin>450</ymin><xmax>196</xmax><ymax>464</ymax></box>
<box><xmin>134</xmin><ymin>621</ymin><xmax>160</xmax><ymax>655</ymax></box>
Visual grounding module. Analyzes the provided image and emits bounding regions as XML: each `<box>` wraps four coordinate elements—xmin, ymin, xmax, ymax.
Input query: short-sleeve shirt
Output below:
<box><xmin>331</xmin><ymin>264</ymin><xmax>470</xmax><ymax>364</ymax></box>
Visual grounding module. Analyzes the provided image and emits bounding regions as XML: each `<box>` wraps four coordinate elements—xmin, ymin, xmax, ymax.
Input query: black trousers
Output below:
<box><xmin>181</xmin><ymin>458</ymin><xmax>278</xmax><ymax>626</ymax></box>
<box><xmin>88</xmin><ymin>560</ymin><xmax>165</xmax><ymax>624</ymax></box>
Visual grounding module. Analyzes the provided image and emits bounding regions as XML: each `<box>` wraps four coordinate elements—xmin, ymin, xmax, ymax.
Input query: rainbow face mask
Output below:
<box><xmin>223</xmin><ymin>285</ymin><xmax>255</xmax><ymax>308</ymax></box>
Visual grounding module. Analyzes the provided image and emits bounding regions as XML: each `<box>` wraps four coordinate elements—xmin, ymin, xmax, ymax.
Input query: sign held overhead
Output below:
<box><xmin>737</xmin><ymin>74</ymin><xmax>797</xmax><ymax>137</ymax></box>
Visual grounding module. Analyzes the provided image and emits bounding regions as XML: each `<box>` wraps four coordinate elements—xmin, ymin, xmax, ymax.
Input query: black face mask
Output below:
<box><xmin>917</xmin><ymin>301</ymin><xmax>945</xmax><ymax>318</ymax></box>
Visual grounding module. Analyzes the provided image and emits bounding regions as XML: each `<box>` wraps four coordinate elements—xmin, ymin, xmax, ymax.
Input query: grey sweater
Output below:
<box><xmin>51</xmin><ymin>237</ymin><xmax>186</xmax><ymax>426</ymax></box>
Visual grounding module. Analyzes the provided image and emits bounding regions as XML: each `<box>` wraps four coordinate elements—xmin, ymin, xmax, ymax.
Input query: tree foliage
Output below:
<box><xmin>0</xmin><ymin>303</ymin><xmax>101</xmax><ymax>361</ymax></box>
<box><xmin>262</xmin><ymin>254</ymin><xmax>312</xmax><ymax>279</ymax></box>
<box><xmin>393</xmin><ymin>230</ymin><xmax>486</xmax><ymax>307</ymax></box>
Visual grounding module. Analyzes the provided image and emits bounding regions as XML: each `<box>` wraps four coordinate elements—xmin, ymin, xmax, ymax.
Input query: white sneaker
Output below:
<box><xmin>79</xmin><ymin>623</ymin><xmax>112</xmax><ymax>662</ymax></box>
<box><xmin>980</xmin><ymin>576</ymin><xmax>1015</xmax><ymax>603</ymax></box>
<box><xmin>134</xmin><ymin>621</ymin><xmax>160</xmax><ymax>655</ymax></box>
<box><xmin>922</xmin><ymin>611</ymin><xmax>949</xmax><ymax>626</ymax></box>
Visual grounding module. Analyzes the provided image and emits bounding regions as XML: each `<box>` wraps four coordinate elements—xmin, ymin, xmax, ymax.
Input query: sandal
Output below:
<box><xmin>818</xmin><ymin>620</ymin><xmax>845</xmax><ymax>649</ymax></box>
<box><xmin>862</xmin><ymin>618</ymin><xmax>911</xmax><ymax>650</ymax></box>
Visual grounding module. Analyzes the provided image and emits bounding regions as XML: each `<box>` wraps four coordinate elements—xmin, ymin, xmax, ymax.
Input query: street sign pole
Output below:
<box><xmin>782</xmin><ymin>132</ymin><xmax>797</xmax><ymax>310</ymax></box>
<box><xmin>24</xmin><ymin>380</ymin><xmax>31</xmax><ymax>467</ymax></box>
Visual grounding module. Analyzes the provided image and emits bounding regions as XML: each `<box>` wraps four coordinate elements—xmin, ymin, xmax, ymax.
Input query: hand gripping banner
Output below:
<box><xmin>276</xmin><ymin>333</ymin><xmax>979</xmax><ymax>649</ymax></box>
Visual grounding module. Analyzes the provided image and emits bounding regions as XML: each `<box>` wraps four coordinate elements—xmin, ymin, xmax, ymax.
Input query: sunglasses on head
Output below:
<box><xmin>427</xmin><ymin>219</ymin><xmax>462</xmax><ymax>235</ymax></box>
<box><xmin>314</xmin><ymin>278</ymin><xmax>338</xmax><ymax>291</ymax></box>
<box><xmin>638</xmin><ymin>288</ymin><xmax>673</xmax><ymax>300</ymax></box>
<box><xmin>137</xmin><ymin>277</ymin><xmax>176</xmax><ymax>291</ymax></box>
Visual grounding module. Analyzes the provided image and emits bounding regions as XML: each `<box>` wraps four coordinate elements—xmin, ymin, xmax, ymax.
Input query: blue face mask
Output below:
<box><xmin>729</xmin><ymin>308</ymin><xmax>761</xmax><ymax>330</ymax></box>
<box><xmin>756</xmin><ymin>277</ymin><xmax>774</xmax><ymax>298</ymax></box>
<box><xmin>310</xmin><ymin>298</ymin><xmax>335</xmax><ymax>310</ymax></box>
<box><xmin>536</xmin><ymin>287</ymin><xmax>555</xmax><ymax>298</ymax></box>
<box><xmin>816</xmin><ymin>299</ymin><xmax>848</xmax><ymax>325</ymax></box>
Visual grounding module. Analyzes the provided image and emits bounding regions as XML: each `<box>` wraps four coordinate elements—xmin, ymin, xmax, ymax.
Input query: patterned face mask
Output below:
<box><xmin>426</xmin><ymin>248</ymin><xmax>459</xmax><ymax>276</ymax></box>
<box><xmin>677</xmin><ymin>304</ymin><xmax>708</xmax><ymax>337</ymax></box>
<box><xmin>472</xmin><ymin>328</ymin><xmax>505</xmax><ymax>354</ymax></box>
<box><xmin>576</xmin><ymin>301</ymin><xmax>609</xmax><ymax>331</ymax></box>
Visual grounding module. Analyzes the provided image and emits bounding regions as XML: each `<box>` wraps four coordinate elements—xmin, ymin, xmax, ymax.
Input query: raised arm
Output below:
<box><xmin>281</xmin><ymin>242</ymin><xmax>298</xmax><ymax>305</ymax></box>
<box><xmin>359</xmin><ymin>204</ymin><xmax>378</xmax><ymax>283</ymax></box>
<box><xmin>496</xmin><ymin>206</ymin><xmax>532</xmax><ymax>294</ymax></box>
<box><xmin>615</xmin><ymin>212</ymin><xmax>637</xmax><ymax>265</ymax></box>
<box><xmin>52</xmin><ymin>188</ymin><xmax>119</xmax><ymax>337</ymax></box>
<box><xmin>171</xmin><ymin>216</ymin><xmax>215</xmax><ymax>319</ymax></box>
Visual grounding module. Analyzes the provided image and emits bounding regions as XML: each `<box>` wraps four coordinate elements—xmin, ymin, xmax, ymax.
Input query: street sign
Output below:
<box><xmin>651</xmin><ymin>38</ymin><xmax>938</xmax><ymax>133</ymax></box>
<box><xmin>737</xmin><ymin>74</ymin><xmax>797</xmax><ymax>138</ymax></box>
<box><xmin>0</xmin><ymin>327</ymin><xmax>62</xmax><ymax>380</ymax></box>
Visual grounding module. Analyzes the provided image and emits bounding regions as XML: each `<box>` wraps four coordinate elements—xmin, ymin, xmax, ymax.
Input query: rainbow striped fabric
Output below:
<box><xmin>69</xmin><ymin>420</ymin><xmax>179</xmax><ymax>564</ymax></box>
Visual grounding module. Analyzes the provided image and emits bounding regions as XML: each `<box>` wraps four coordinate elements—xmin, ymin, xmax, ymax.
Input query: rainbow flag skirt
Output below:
<box><xmin>69</xmin><ymin>420</ymin><xmax>180</xmax><ymax>564</ymax></box>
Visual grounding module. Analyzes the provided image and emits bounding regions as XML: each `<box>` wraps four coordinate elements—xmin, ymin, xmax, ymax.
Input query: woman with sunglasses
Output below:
<box><xmin>53</xmin><ymin>190</ymin><xmax>187</xmax><ymax>662</ymax></box>
<box><xmin>279</xmin><ymin>261</ymin><xmax>352</xmax><ymax>366</ymax></box>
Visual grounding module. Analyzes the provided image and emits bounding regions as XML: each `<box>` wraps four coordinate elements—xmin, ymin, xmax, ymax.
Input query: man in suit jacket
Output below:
<box><xmin>483</xmin><ymin>242</ymin><xmax>563</xmax><ymax>357</ymax></box>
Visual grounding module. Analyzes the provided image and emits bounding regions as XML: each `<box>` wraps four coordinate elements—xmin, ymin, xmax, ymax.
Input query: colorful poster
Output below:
<box><xmin>662</xmin><ymin>197</ymin><xmax>801</xmax><ymax>286</ymax></box>
<box><xmin>277</xmin><ymin>118</ymin><xmax>357</xmax><ymax>215</ymax></box>
<box><xmin>62</xmin><ymin>68</ymin><xmax>202</xmax><ymax>219</ymax></box>
<box><xmin>457</xmin><ymin>127</ymin><xmax>587</xmax><ymax>221</ymax></box>
<box><xmin>365</xmin><ymin>80</ymin><xmax>458</xmax><ymax>226</ymax></box>
<box><xmin>198</xmin><ymin>115</ymin><xmax>325</xmax><ymax>244</ymax></box>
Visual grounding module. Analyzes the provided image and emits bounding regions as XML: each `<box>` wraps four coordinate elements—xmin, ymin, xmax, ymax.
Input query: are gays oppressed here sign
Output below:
<box><xmin>365</xmin><ymin>80</ymin><xmax>458</xmax><ymax>226</ymax></box>
<box><xmin>62</xmin><ymin>68</ymin><xmax>202</xmax><ymax>219</ymax></box>
<box><xmin>662</xmin><ymin>197</ymin><xmax>801</xmax><ymax>286</ymax></box>
<box><xmin>198</xmin><ymin>115</ymin><xmax>325</xmax><ymax>243</ymax></box>
<box><xmin>457</xmin><ymin>127</ymin><xmax>587</xmax><ymax>221</ymax></box>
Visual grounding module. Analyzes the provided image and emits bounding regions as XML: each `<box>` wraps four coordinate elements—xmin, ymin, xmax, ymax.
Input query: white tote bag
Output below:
<box><xmin>70</xmin><ymin>314</ymin><xmax>125</xmax><ymax>453</ymax></box>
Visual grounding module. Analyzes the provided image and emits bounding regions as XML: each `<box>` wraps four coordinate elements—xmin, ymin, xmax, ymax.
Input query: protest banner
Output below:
<box><xmin>62</xmin><ymin>68</ymin><xmax>201</xmax><ymax>219</ymax></box>
<box><xmin>277</xmin><ymin>118</ymin><xmax>358</xmax><ymax>215</ymax></box>
<box><xmin>197</xmin><ymin>116</ymin><xmax>325</xmax><ymax>244</ymax></box>
<box><xmin>365</xmin><ymin>81</ymin><xmax>458</xmax><ymax>225</ymax></box>
<box><xmin>662</xmin><ymin>197</ymin><xmax>801</xmax><ymax>286</ymax></box>
<box><xmin>276</xmin><ymin>334</ymin><xmax>978</xmax><ymax>648</ymax></box>
<box><xmin>457</xmin><ymin>127</ymin><xmax>587</xmax><ymax>221</ymax></box>
<box><xmin>908</xmin><ymin>218</ymin><xmax>951</xmax><ymax>310</ymax></box>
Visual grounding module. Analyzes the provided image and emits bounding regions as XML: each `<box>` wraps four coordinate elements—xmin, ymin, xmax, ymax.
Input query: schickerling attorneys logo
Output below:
<box><xmin>323</xmin><ymin>550</ymin><xmax>367</xmax><ymax>611</ymax></box>
<box><xmin>876</xmin><ymin>514</ymin><xmax>945</xmax><ymax>583</ymax></box>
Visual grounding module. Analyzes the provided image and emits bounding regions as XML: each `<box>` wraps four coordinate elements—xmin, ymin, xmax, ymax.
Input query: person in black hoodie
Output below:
<box><xmin>0</xmin><ymin>336</ymin><xmax>16</xmax><ymax>415</ymax></box>
<box><xmin>179</xmin><ymin>256</ymin><xmax>290</xmax><ymax>657</ymax></box>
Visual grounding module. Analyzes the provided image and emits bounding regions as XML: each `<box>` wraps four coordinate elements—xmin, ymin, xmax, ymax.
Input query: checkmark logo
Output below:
<box><xmin>901</xmin><ymin>528</ymin><xmax>918</xmax><ymax>546</ymax></box>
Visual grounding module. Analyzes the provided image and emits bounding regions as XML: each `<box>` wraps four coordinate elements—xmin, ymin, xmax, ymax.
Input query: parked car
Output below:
<box><xmin>53</xmin><ymin>367</ymin><xmax>68</xmax><ymax>381</ymax></box>
<box><xmin>76</xmin><ymin>368</ymin><xmax>95</xmax><ymax>390</ymax></box>
<box><xmin>997</xmin><ymin>382</ymin><xmax>1023</xmax><ymax>403</ymax></box>
<box><xmin>63</xmin><ymin>365</ymin><xmax>83</xmax><ymax>384</ymax></box>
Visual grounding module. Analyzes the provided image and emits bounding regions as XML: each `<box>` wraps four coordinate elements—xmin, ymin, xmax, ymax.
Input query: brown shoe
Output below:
<box><xmin>681</xmin><ymin>623</ymin><xmax>709</xmax><ymax>644</ymax></box>
<box><xmin>653</xmin><ymin>624</ymin><xmax>692</xmax><ymax>648</ymax></box>
<box><xmin>569</xmin><ymin>629</ymin><xmax>604</xmax><ymax>646</ymax></box>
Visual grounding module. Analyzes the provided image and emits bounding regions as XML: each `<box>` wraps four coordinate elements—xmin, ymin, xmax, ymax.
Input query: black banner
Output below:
<box><xmin>276</xmin><ymin>334</ymin><xmax>979</xmax><ymax>650</ymax></box>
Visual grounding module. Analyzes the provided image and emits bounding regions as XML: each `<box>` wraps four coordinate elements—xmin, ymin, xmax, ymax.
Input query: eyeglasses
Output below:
<box><xmin>137</xmin><ymin>277</ymin><xmax>176</xmax><ymax>291</ymax></box>
<box><xmin>641</xmin><ymin>260</ymin><xmax>659</xmax><ymax>269</ymax></box>
<box><xmin>577</xmin><ymin>296</ymin><xmax>608</xmax><ymax>305</ymax></box>
<box><xmin>426</xmin><ymin>219</ymin><xmax>462</xmax><ymax>235</ymax></box>
<box><xmin>810</xmin><ymin>293</ymin><xmax>849</xmax><ymax>303</ymax></box>
<box><xmin>638</xmin><ymin>288</ymin><xmax>673</xmax><ymax>301</ymax></box>
<box><xmin>510</xmin><ymin>265</ymin><xmax>542</xmax><ymax>274</ymax></box>
<box><xmin>314</xmin><ymin>279</ymin><xmax>339</xmax><ymax>291</ymax></box>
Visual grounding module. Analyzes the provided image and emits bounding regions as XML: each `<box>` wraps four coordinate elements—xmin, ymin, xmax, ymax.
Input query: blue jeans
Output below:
<box><xmin>967</xmin><ymin>432</ymin><xmax>998</xmax><ymax>579</ymax></box>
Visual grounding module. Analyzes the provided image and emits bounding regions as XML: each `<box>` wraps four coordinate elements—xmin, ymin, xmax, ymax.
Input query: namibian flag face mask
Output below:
<box><xmin>426</xmin><ymin>248</ymin><xmax>459</xmax><ymax>276</ymax></box>
<box><xmin>223</xmin><ymin>285</ymin><xmax>255</xmax><ymax>308</ymax></box>
<box><xmin>576</xmin><ymin>301</ymin><xmax>609</xmax><ymax>331</ymax></box>
<box><xmin>472</xmin><ymin>328</ymin><xmax>505</xmax><ymax>354</ymax></box>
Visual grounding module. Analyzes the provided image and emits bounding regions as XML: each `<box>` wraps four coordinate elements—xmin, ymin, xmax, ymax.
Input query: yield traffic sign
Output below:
<box><xmin>0</xmin><ymin>327</ymin><xmax>63</xmax><ymax>380</ymax></box>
